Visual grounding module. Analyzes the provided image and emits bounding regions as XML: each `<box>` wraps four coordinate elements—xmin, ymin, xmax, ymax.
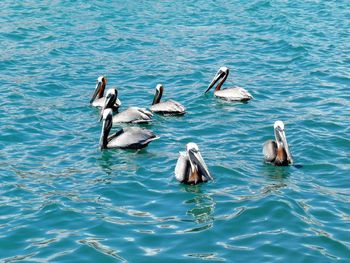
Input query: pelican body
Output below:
<box><xmin>175</xmin><ymin>143</ymin><xmax>213</xmax><ymax>185</ymax></box>
<box><xmin>150</xmin><ymin>84</ymin><xmax>186</xmax><ymax>116</ymax></box>
<box><xmin>205</xmin><ymin>67</ymin><xmax>253</xmax><ymax>102</ymax></box>
<box><xmin>100</xmin><ymin>89</ymin><xmax>153</xmax><ymax>124</ymax></box>
<box><xmin>90</xmin><ymin>76</ymin><xmax>121</xmax><ymax>109</ymax></box>
<box><xmin>263</xmin><ymin>121</ymin><xmax>293</xmax><ymax>166</ymax></box>
<box><xmin>100</xmin><ymin>109</ymin><xmax>158</xmax><ymax>150</ymax></box>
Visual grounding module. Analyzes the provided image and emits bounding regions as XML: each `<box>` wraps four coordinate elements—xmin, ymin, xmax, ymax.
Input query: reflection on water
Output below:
<box><xmin>179</xmin><ymin>184</ymin><xmax>216</xmax><ymax>232</ymax></box>
<box><xmin>98</xmin><ymin>152</ymin><xmax>115</xmax><ymax>175</ymax></box>
<box><xmin>261</xmin><ymin>163</ymin><xmax>291</xmax><ymax>180</ymax></box>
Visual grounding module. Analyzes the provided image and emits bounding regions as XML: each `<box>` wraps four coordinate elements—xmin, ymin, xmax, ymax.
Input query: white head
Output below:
<box><xmin>219</xmin><ymin>66</ymin><xmax>229</xmax><ymax>73</ymax></box>
<box><xmin>97</xmin><ymin>76</ymin><xmax>104</xmax><ymax>82</ymax></box>
<box><xmin>274</xmin><ymin>120</ymin><xmax>285</xmax><ymax>130</ymax></box>
<box><xmin>106</xmin><ymin>88</ymin><xmax>117</xmax><ymax>97</ymax></box>
<box><xmin>156</xmin><ymin>84</ymin><xmax>163</xmax><ymax>92</ymax></box>
<box><xmin>186</xmin><ymin>142</ymin><xmax>199</xmax><ymax>152</ymax></box>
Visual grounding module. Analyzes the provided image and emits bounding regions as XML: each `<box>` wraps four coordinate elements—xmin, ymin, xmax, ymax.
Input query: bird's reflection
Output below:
<box><xmin>97</xmin><ymin>151</ymin><xmax>115</xmax><ymax>176</ymax></box>
<box><xmin>262</xmin><ymin>163</ymin><xmax>291</xmax><ymax>180</ymax></box>
<box><xmin>259</xmin><ymin>163</ymin><xmax>291</xmax><ymax>195</ymax></box>
<box><xmin>180</xmin><ymin>184</ymin><xmax>216</xmax><ymax>228</ymax></box>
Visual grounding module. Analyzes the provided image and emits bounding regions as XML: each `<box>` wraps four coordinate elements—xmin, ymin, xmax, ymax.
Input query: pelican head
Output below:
<box><xmin>99</xmin><ymin>88</ymin><xmax>118</xmax><ymax>121</ymax></box>
<box><xmin>99</xmin><ymin>108</ymin><xmax>113</xmax><ymax>150</ymax></box>
<box><xmin>90</xmin><ymin>76</ymin><xmax>107</xmax><ymax>103</ymax></box>
<box><xmin>186</xmin><ymin>142</ymin><xmax>213</xmax><ymax>182</ymax></box>
<box><xmin>205</xmin><ymin>66</ymin><xmax>229</xmax><ymax>93</ymax></box>
<box><xmin>152</xmin><ymin>84</ymin><xmax>164</xmax><ymax>105</ymax></box>
<box><xmin>273</xmin><ymin>121</ymin><xmax>293</xmax><ymax>165</ymax></box>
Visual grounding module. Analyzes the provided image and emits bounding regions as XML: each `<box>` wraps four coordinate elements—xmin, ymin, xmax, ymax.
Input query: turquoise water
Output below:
<box><xmin>1</xmin><ymin>0</ymin><xmax>350</xmax><ymax>262</ymax></box>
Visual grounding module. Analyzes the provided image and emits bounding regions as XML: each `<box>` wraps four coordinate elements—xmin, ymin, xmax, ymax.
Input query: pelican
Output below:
<box><xmin>90</xmin><ymin>76</ymin><xmax>121</xmax><ymax>109</ymax></box>
<box><xmin>100</xmin><ymin>109</ymin><xmax>159</xmax><ymax>150</ymax></box>
<box><xmin>150</xmin><ymin>84</ymin><xmax>186</xmax><ymax>115</ymax></box>
<box><xmin>205</xmin><ymin>67</ymin><xmax>253</xmax><ymax>101</ymax></box>
<box><xmin>100</xmin><ymin>89</ymin><xmax>153</xmax><ymax>124</ymax></box>
<box><xmin>175</xmin><ymin>143</ymin><xmax>213</xmax><ymax>185</ymax></box>
<box><xmin>263</xmin><ymin>121</ymin><xmax>293</xmax><ymax>166</ymax></box>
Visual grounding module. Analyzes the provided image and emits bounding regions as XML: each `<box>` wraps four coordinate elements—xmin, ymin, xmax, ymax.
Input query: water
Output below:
<box><xmin>1</xmin><ymin>0</ymin><xmax>350</xmax><ymax>262</ymax></box>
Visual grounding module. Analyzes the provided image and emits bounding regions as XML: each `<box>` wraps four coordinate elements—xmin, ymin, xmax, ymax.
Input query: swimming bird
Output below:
<box><xmin>263</xmin><ymin>121</ymin><xmax>293</xmax><ymax>166</ymax></box>
<box><xmin>205</xmin><ymin>67</ymin><xmax>253</xmax><ymax>101</ymax></box>
<box><xmin>100</xmin><ymin>89</ymin><xmax>153</xmax><ymax>124</ymax></box>
<box><xmin>150</xmin><ymin>84</ymin><xmax>186</xmax><ymax>115</ymax></box>
<box><xmin>90</xmin><ymin>76</ymin><xmax>121</xmax><ymax>109</ymax></box>
<box><xmin>175</xmin><ymin>143</ymin><xmax>213</xmax><ymax>185</ymax></box>
<box><xmin>99</xmin><ymin>109</ymin><xmax>158</xmax><ymax>150</ymax></box>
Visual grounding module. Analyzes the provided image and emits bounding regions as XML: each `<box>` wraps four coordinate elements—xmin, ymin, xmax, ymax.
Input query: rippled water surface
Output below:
<box><xmin>1</xmin><ymin>0</ymin><xmax>350</xmax><ymax>262</ymax></box>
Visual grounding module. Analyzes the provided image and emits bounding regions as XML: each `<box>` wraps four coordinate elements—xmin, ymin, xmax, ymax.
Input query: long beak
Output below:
<box><xmin>152</xmin><ymin>90</ymin><xmax>159</xmax><ymax>105</ymax></box>
<box><xmin>99</xmin><ymin>115</ymin><xmax>113</xmax><ymax>150</ymax></box>
<box><xmin>205</xmin><ymin>71</ymin><xmax>224</xmax><ymax>93</ymax></box>
<box><xmin>188</xmin><ymin>150</ymin><xmax>213</xmax><ymax>181</ymax></box>
<box><xmin>90</xmin><ymin>82</ymin><xmax>101</xmax><ymax>103</ymax></box>
<box><xmin>99</xmin><ymin>120</ymin><xmax>106</xmax><ymax>150</ymax></box>
<box><xmin>276</xmin><ymin>128</ymin><xmax>293</xmax><ymax>165</ymax></box>
<box><xmin>152</xmin><ymin>88</ymin><xmax>162</xmax><ymax>105</ymax></box>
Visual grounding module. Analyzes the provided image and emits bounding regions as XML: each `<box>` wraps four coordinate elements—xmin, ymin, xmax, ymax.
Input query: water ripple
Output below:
<box><xmin>1</xmin><ymin>0</ymin><xmax>350</xmax><ymax>262</ymax></box>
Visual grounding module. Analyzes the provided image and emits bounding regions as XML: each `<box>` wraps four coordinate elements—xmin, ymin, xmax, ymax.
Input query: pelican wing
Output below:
<box><xmin>108</xmin><ymin>127</ymin><xmax>158</xmax><ymax>149</ymax></box>
<box><xmin>112</xmin><ymin>107</ymin><xmax>153</xmax><ymax>124</ymax></box>
<box><xmin>263</xmin><ymin>140</ymin><xmax>277</xmax><ymax>163</ymax></box>
<box><xmin>150</xmin><ymin>100</ymin><xmax>186</xmax><ymax>115</ymax></box>
<box><xmin>215</xmin><ymin>87</ymin><xmax>253</xmax><ymax>101</ymax></box>
<box><xmin>174</xmin><ymin>151</ymin><xmax>190</xmax><ymax>183</ymax></box>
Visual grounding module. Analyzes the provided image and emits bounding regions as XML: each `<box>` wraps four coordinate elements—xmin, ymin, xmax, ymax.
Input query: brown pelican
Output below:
<box><xmin>90</xmin><ymin>76</ymin><xmax>121</xmax><ymax>109</ymax></box>
<box><xmin>150</xmin><ymin>84</ymin><xmax>186</xmax><ymax>115</ymax></box>
<box><xmin>263</xmin><ymin>121</ymin><xmax>293</xmax><ymax>166</ymax></box>
<box><xmin>100</xmin><ymin>109</ymin><xmax>159</xmax><ymax>150</ymax></box>
<box><xmin>205</xmin><ymin>67</ymin><xmax>253</xmax><ymax>101</ymax></box>
<box><xmin>175</xmin><ymin>143</ymin><xmax>213</xmax><ymax>185</ymax></box>
<box><xmin>100</xmin><ymin>89</ymin><xmax>153</xmax><ymax>124</ymax></box>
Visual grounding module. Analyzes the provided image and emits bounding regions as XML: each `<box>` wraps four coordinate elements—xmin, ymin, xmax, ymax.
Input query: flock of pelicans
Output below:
<box><xmin>90</xmin><ymin>66</ymin><xmax>293</xmax><ymax>185</ymax></box>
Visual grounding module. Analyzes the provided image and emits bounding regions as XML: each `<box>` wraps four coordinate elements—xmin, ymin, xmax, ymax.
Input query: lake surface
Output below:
<box><xmin>1</xmin><ymin>0</ymin><xmax>350</xmax><ymax>262</ymax></box>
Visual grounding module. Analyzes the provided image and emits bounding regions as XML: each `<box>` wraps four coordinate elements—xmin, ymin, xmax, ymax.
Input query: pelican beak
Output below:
<box><xmin>90</xmin><ymin>81</ymin><xmax>102</xmax><ymax>103</ymax></box>
<box><xmin>99</xmin><ymin>109</ymin><xmax>113</xmax><ymax>150</ymax></box>
<box><xmin>152</xmin><ymin>85</ymin><xmax>163</xmax><ymax>105</ymax></box>
<box><xmin>188</xmin><ymin>149</ymin><xmax>213</xmax><ymax>181</ymax></box>
<box><xmin>99</xmin><ymin>120</ymin><xmax>105</xmax><ymax>150</ymax></box>
<box><xmin>276</xmin><ymin>127</ymin><xmax>293</xmax><ymax>165</ymax></box>
<box><xmin>152</xmin><ymin>89</ymin><xmax>160</xmax><ymax>105</ymax></box>
<box><xmin>205</xmin><ymin>70</ymin><xmax>224</xmax><ymax>93</ymax></box>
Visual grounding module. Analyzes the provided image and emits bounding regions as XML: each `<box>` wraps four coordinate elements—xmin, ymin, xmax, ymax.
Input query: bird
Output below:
<box><xmin>99</xmin><ymin>109</ymin><xmax>159</xmax><ymax>150</ymax></box>
<box><xmin>150</xmin><ymin>84</ymin><xmax>186</xmax><ymax>116</ymax></box>
<box><xmin>205</xmin><ymin>67</ymin><xmax>253</xmax><ymax>102</ymax></box>
<box><xmin>90</xmin><ymin>76</ymin><xmax>121</xmax><ymax>109</ymax></box>
<box><xmin>263</xmin><ymin>121</ymin><xmax>293</xmax><ymax>166</ymax></box>
<box><xmin>175</xmin><ymin>142</ymin><xmax>213</xmax><ymax>185</ymax></box>
<box><xmin>100</xmin><ymin>89</ymin><xmax>153</xmax><ymax>124</ymax></box>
